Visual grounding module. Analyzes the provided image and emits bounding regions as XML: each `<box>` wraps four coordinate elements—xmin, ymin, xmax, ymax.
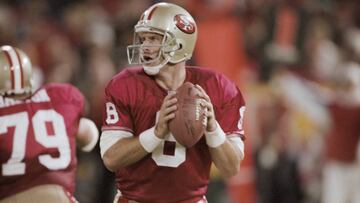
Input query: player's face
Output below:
<box><xmin>138</xmin><ymin>32</ymin><xmax>164</xmax><ymax>66</ymax></box>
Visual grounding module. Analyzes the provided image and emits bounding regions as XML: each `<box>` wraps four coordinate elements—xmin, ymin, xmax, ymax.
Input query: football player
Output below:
<box><xmin>0</xmin><ymin>45</ymin><xmax>99</xmax><ymax>203</ymax></box>
<box><xmin>100</xmin><ymin>2</ymin><xmax>246</xmax><ymax>203</ymax></box>
<box><xmin>322</xmin><ymin>62</ymin><xmax>360</xmax><ymax>203</ymax></box>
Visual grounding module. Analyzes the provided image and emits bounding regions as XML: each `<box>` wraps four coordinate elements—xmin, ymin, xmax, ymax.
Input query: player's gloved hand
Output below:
<box><xmin>194</xmin><ymin>84</ymin><xmax>217</xmax><ymax>132</ymax></box>
<box><xmin>155</xmin><ymin>92</ymin><xmax>178</xmax><ymax>139</ymax></box>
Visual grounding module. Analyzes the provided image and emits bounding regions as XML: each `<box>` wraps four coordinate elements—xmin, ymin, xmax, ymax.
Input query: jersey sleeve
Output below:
<box><xmin>66</xmin><ymin>85</ymin><xmax>85</xmax><ymax>117</ymax></box>
<box><xmin>215</xmin><ymin>76</ymin><xmax>246</xmax><ymax>140</ymax></box>
<box><xmin>47</xmin><ymin>83</ymin><xmax>85</xmax><ymax>117</ymax></box>
<box><xmin>101</xmin><ymin>80</ymin><xmax>133</xmax><ymax>133</ymax></box>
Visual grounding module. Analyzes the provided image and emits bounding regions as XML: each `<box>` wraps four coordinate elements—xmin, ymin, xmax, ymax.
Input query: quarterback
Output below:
<box><xmin>100</xmin><ymin>2</ymin><xmax>246</xmax><ymax>203</ymax></box>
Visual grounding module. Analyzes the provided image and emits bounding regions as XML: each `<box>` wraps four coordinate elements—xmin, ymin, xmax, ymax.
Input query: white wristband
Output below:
<box><xmin>139</xmin><ymin>126</ymin><xmax>163</xmax><ymax>153</ymax></box>
<box><xmin>205</xmin><ymin>122</ymin><xmax>226</xmax><ymax>148</ymax></box>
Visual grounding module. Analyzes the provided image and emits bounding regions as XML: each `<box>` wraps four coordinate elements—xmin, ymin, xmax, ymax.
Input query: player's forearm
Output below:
<box><xmin>102</xmin><ymin>138</ymin><xmax>148</xmax><ymax>172</ymax></box>
<box><xmin>205</xmin><ymin>122</ymin><xmax>242</xmax><ymax>177</ymax></box>
<box><xmin>209</xmin><ymin>140</ymin><xmax>241</xmax><ymax>178</ymax></box>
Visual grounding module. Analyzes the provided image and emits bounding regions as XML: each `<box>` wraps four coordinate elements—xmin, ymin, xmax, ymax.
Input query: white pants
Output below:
<box><xmin>113</xmin><ymin>190</ymin><xmax>208</xmax><ymax>203</ymax></box>
<box><xmin>322</xmin><ymin>161</ymin><xmax>360</xmax><ymax>203</ymax></box>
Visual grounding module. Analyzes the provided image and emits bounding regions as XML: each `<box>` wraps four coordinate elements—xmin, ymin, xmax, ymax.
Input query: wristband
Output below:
<box><xmin>139</xmin><ymin>126</ymin><xmax>163</xmax><ymax>152</ymax></box>
<box><xmin>205</xmin><ymin>122</ymin><xmax>226</xmax><ymax>148</ymax></box>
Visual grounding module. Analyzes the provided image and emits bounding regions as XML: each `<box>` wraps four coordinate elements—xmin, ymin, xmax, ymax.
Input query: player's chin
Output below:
<box><xmin>148</xmin><ymin>60</ymin><xmax>162</xmax><ymax>67</ymax></box>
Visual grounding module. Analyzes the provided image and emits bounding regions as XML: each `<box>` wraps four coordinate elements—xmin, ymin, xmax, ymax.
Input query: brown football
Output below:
<box><xmin>169</xmin><ymin>82</ymin><xmax>206</xmax><ymax>148</ymax></box>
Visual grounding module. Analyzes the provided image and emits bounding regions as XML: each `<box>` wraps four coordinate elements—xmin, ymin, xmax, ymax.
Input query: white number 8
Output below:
<box><xmin>106</xmin><ymin>102</ymin><xmax>119</xmax><ymax>124</ymax></box>
<box><xmin>151</xmin><ymin>112</ymin><xmax>186</xmax><ymax>167</ymax></box>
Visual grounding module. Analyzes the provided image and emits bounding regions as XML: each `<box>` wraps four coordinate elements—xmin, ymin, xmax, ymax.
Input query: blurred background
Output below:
<box><xmin>1</xmin><ymin>0</ymin><xmax>359</xmax><ymax>202</ymax></box>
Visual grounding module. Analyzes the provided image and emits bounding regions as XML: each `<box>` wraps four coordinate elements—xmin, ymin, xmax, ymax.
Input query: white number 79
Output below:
<box><xmin>0</xmin><ymin>110</ymin><xmax>71</xmax><ymax>176</ymax></box>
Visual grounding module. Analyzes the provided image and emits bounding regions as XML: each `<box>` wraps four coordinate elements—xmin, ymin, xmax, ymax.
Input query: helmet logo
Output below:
<box><xmin>174</xmin><ymin>14</ymin><xmax>196</xmax><ymax>34</ymax></box>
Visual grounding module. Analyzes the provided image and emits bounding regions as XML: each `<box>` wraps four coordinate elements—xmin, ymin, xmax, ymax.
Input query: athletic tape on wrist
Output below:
<box><xmin>139</xmin><ymin>126</ymin><xmax>163</xmax><ymax>152</ymax></box>
<box><xmin>205</xmin><ymin>122</ymin><xmax>226</xmax><ymax>148</ymax></box>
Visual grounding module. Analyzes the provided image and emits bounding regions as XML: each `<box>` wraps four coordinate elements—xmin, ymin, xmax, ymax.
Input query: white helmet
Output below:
<box><xmin>127</xmin><ymin>2</ymin><xmax>197</xmax><ymax>75</ymax></box>
<box><xmin>0</xmin><ymin>45</ymin><xmax>32</xmax><ymax>95</ymax></box>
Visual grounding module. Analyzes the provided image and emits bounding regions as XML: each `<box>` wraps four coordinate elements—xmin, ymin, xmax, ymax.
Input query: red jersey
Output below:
<box><xmin>0</xmin><ymin>83</ymin><xmax>84</xmax><ymax>200</ymax></box>
<box><xmin>325</xmin><ymin>103</ymin><xmax>360</xmax><ymax>163</ymax></box>
<box><xmin>102</xmin><ymin>66</ymin><xmax>246</xmax><ymax>203</ymax></box>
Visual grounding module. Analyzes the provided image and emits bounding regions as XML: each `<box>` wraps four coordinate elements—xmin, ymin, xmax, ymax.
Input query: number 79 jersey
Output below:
<box><xmin>0</xmin><ymin>83</ymin><xmax>84</xmax><ymax>200</ymax></box>
<box><xmin>102</xmin><ymin>66</ymin><xmax>245</xmax><ymax>202</ymax></box>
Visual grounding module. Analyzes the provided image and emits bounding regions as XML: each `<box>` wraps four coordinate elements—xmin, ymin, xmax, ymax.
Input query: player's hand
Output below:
<box><xmin>195</xmin><ymin>84</ymin><xmax>217</xmax><ymax>132</ymax></box>
<box><xmin>155</xmin><ymin>92</ymin><xmax>178</xmax><ymax>139</ymax></box>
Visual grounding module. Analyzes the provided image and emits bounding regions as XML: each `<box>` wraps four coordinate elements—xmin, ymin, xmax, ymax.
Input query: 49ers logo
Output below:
<box><xmin>174</xmin><ymin>14</ymin><xmax>196</xmax><ymax>34</ymax></box>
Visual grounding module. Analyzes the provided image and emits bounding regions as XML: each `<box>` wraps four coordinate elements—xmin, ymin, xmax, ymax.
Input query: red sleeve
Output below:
<box><xmin>66</xmin><ymin>85</ymin><xmax>85</xmax><ymax>117</ymax></box>
<box><xmin>213</xmin><ymin>75</ymin><xmax>246</xmax><ymax>140</ymax></box>
<box><xmin>46</xmin><ymin>83</ymin><xmax>85</xmax><ymax>117</ymax></box>
<box><xmin>101</xmin><ymin>79</ymin><xmax>133</xmax><ymax>133</ymax></box>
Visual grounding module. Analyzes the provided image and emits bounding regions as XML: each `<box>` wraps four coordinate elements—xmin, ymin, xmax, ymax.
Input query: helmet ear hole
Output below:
<box><xmin>179</xmin><ymin>43</ymin><xmax>183</xmax><ymax>50</ymax></box>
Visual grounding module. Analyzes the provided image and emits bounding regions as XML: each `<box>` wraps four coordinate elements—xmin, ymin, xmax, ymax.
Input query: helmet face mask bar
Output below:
<box><xmin>0</xmin><ymin>45</ymin><xmax>32</xmax><ymax>96</ymax></box>
<box><xmin>127</xmin><ymin>30</ymin><xmax>179</xmax><ymax>66</ymax></box>
<box><xmin>126</xmin><ymin>2</ymin><xmax>197</xmax><ymax>75</ymax></box>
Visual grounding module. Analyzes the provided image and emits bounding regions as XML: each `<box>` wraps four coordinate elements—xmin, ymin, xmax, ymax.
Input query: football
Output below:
<box><xmin>169</xmin><ymin>82</ymin><xmax>206</xmax><ymax>148</ymax></box>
